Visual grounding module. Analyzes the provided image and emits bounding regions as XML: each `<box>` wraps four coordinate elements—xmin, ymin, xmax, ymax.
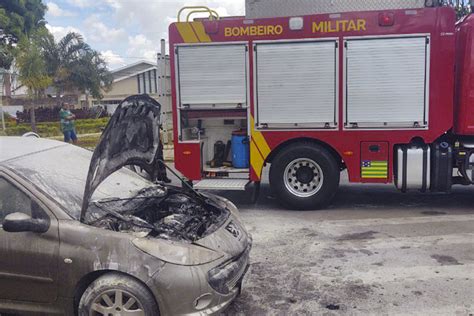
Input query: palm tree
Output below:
<box><xmin>39</xmin><ymin>32</ymin><xmax>112</xmax><ymax>107</ymax></box>
<box><xmin>39</xmin><ymin>32</ymin><xmax>90</xmax><ymax>106</ymax></box>
<box><xmin>69</xmin><ymin>49</ymin><xmax>113</xmax><ymax>103</ymax></box>
<box><xmin>16</xmin><ymin>34</ymin><xmax>52</xmax><ymax>132</ymax></box>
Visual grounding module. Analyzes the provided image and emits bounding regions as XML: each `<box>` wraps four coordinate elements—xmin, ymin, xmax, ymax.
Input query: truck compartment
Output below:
<box><xmin>180</xmin><ymin>114</ymin><xmax>249</xmax><ymax>178</ymax></box>
<box><xmin>360</xmin><ymin>142</ymin><xmax>389</xmax><ymax>180</ymax></box>
<box><xmin>345</xmin><ymin>36</ymin><xmax>430</xmax><ymax>129</ymax></box>
<box><xmin>176</xmin><ymin>44</ymin><xmax>247</xmax><ymax>110</ymax></box>
<box><xmin>254</xmin><ymin>40</ymin><xmax>338</xmax><ymax>129</ymax></box>
<box><xmin>175</xmin><ymin>41</ymin><xmax>251</xmax><ymax>182</ymax></box>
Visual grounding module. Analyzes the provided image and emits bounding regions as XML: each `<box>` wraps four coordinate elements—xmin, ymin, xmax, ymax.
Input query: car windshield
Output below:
<box><xmin>7</xmin><ymin>145</ymin><xmax>154</xmax><ymax>220</ymax></box>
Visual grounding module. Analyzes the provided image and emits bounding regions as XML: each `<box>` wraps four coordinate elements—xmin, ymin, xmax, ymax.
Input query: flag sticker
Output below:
<box><xmin>361</xmin><ymin>161</ymin><xmax>388</xmax><ymax>179</ymax></box>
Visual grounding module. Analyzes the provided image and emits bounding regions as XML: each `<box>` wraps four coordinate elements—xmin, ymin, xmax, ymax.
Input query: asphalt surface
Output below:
<box><xmin>168</xmin><ymin>166</ymin><xmax>474</xmax><ymax>316</ymax></box>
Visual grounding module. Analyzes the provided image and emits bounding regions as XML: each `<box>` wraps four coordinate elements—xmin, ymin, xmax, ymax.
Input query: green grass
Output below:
<box><xmin>76</xmin><ymin>134</ymin><xmax>102</xmax><ymax>149</ymax></box>
<box><xmin>2</xmin><ymin>118</ymin><xmax>110</xmax><ymax>137</ymax></box>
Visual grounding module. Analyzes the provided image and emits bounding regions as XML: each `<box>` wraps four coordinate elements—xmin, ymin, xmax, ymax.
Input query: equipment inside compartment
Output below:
<box><xmin>180</xmin><ymin>116</ymin><xmax>250</xmax><ymax>174</ymax></box>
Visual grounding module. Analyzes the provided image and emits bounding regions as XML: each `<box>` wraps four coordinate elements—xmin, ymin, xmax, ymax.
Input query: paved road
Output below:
<box><xmin>169</xmin><ymin>167</ymin><xmax>474</xmax><ymax>315</ymax></box>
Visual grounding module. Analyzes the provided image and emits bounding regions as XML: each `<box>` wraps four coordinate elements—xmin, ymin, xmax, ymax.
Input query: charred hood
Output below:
<box><xmin>80</xmin><ymin>95</ymin><xmax>162</xmax><ymax>222</ymax></box>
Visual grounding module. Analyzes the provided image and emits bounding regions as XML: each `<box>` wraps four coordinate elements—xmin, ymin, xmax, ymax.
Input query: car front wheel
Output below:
<box><xmin>78</xmin><ymin>272</ymin><xmax>159</xmax><ymax>316</ymax></box>
<box><xmin>270</xmin><ymin>142</ymin><xmax>340</xmax><ymax>210</ymax></box>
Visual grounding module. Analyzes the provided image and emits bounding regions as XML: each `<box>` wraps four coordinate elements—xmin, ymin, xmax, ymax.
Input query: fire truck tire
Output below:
<box><xmin>270</xmin><ymin>143</ymin><xmax>340</xmax><ymax>210</ymax></box>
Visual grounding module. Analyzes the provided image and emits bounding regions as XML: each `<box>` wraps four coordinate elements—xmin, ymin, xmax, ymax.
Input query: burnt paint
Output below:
<box><xmin>81</xmin><ymin>95</ymin><xmax>162</xmax><ymax>222</ymax></box>
<box><xmin>88</xmin><ymin>189</ymin><xmax>230</xmax><ymax>242</ymax></box>
<box><xmin>0</xmin><ymin>131</ymin><xmax>251</xmax><ymax>315</ymax></box>
<box><xmin>0</xmin><ymin>171</ymin><xmax>60</xmax><ymax>305</ymax></box>
<box><xmin>57</xmin><ymin>219</ymin><xmax>166</xmax><ymax>301</ymax></box>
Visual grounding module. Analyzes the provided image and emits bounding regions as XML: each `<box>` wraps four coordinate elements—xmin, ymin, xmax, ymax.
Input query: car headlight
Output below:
<box><xmin>207</xmin><ymin>245</ymin><xmax>250</xmax><ymax>294</ymax></box>
<box><xmin>132</xmin><ymin>238</ymin><xmax>223</xmax><ymax>266</ymax></box>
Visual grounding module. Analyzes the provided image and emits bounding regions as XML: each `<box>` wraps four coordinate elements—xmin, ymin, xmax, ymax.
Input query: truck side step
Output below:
<box><xmin>194</xmin><ymin>179</ymin><xmax>250</xmax><ymax>191</ymax></box>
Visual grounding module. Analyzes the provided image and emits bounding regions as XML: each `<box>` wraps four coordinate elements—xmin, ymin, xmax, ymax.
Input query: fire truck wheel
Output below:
<box><xmin>270</xmin><ymin>143</ymin><xmax>340</xmax><ymax>210</ymax></box>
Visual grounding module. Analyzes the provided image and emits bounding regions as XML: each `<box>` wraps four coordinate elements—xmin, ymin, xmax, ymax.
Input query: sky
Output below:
<box><xmin>44</xmin><ymin>0</ymin><xmax>245</xmax><ymax>70</ymax></box>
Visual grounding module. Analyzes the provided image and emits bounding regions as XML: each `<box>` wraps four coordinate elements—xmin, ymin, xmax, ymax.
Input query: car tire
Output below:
<box><xmin>78</xmin><ymin>272</ymin><xmax>159</xmax><ymax>316</ymax></box>
<box><xmin>269</xmin><ymin>142</ymin><xmax>340</xmax><ymax>210</ymax></box>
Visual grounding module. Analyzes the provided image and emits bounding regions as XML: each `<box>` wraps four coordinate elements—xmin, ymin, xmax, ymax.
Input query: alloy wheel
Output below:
<box><xmin>90</xmin><ymin>289</ymin><xmax>145</xmax><ymax>316</ymax></box>
<box><xmin>283</xmin><ymin>158</ymin><xmax>324</xmax><ymax>198</ymax></box>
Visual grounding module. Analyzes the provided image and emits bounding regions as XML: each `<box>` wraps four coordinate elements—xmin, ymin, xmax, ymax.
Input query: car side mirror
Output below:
<box><xmin>2</xmin><ymin>212</ymin><xmax>49</xmax><ymax>233</ymax></box>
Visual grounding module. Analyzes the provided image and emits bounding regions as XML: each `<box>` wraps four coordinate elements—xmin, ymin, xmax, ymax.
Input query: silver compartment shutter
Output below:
<box><xmin>345</xmin><ymin>36</ymin><xmax>428</xmax><ymax>127</ymax></box>
<box><xmin>177</xmin><ymin>45</ymin><xmax>247</xmax><ymax>107</ymax></box>
<box><xmin>256</xmin><ymin>41</ymin><xmax>337</xmax><ymax>127</ymax></box>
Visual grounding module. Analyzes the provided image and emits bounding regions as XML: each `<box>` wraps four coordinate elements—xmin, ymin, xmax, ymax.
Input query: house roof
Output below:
<box><xmin>9</xmin><ymin>61</ymin><xmax>162</xmax><ymax>94</ymax></box>
<box><xmin>112</xmin><ymin>61</ymin><xmax>158</xmax><ymax>83</ymax></box>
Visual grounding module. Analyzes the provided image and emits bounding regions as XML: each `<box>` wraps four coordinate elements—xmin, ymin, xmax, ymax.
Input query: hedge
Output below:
<box><xmin>2</xmin><ymin>118</ymin><xmax>110</xmax><ymax>137</ymax></box>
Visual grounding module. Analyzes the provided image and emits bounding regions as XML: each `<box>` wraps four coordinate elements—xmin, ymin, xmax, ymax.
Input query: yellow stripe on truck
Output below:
<box><xmin>191</xmin><ymin>22</ymin><xmax>211</xmax><ymax>42</ymax></box>
<box><xmin>176</xmin><ymin>22</ymin><xmax>211</xmax><ymax>43</ymax></box>
<box><xmin>362</xmin><ymin>175</ymin><xmax>388</xmax><ymax>179</ymax></box>
<box><xmin>176</xmin><ymin>23</ymin><xmax>199</xmax><ymax>43</ymax></box>
<box><xmin>250</xmin><ymin>116</ymin><xmax>271</xmax><ymax>158</ymax></box>
<box><xmin>362</xmin><ymin>172</ymin><xmax>387</xmax><ymax>176</ymax></box>
<box><xmin>362</xmin><ymin>168</ymin><xmax>387</xmax><ymax>172</ymax></box>
<box><xmin>250</xmin><ymin>140</ymin><xmax>265</xmax><ymax>178</ymax></box>
<box><xmin>250</xmin><ymin>116</ymin><xmax>271</xmax><ymax>179</ymax></box>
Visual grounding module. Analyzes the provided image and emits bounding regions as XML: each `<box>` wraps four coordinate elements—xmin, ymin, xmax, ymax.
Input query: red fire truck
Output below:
<box><xmin>169</xmin><ymin>2</ymin><xmax>474</xmax><ymax>209</ymax></box>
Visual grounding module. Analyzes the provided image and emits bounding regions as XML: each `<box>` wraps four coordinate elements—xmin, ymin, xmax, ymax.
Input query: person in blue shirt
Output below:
<box><xmin>59</xmin><ymin>103</ymin><xmax>78</xmax><ymax>144</ymax></box>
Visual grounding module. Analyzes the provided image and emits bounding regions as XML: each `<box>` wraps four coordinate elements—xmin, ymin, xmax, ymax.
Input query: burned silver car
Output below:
<box><xmin>0</xmin><ymin>96</ymin><xmax>251</xmax><ymax>315</ymax></box>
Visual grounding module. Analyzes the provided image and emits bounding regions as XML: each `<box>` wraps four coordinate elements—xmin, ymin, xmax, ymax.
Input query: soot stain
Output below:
<box><xmin>326</xmin><ymin>304</ymin><xmax>340</xmax><ymax>310</ymax></box>
<box><xmin>431</xmin><ymin>254</ymin><xmax>462</xmax><ymax>266</ymax></box>
<box><xmin>421</xmin><ymin>211</ymin><xmax>447</xmax><ymax>216</ymax></box>
<box><xmin>338</xmin><ymin>231</ymin><xmax>379</xmax><ymax>241</ymax></box>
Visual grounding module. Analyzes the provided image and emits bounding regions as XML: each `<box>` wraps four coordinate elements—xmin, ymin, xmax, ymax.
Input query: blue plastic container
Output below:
<box><xmin>231</xmin><ymin>131</ymin><xmax>249</xmax><ymax>168</ymax></box>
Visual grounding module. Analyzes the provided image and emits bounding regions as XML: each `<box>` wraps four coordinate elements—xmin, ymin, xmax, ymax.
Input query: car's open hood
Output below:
<box><xmin>80</xmin><ymin>95</ymin><xmax>162</xmax><ymax>222</ymax></box>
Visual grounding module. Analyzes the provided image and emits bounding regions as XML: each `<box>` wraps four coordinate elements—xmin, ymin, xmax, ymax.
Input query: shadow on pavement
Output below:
<box><xmin>166</xmin><ymin>163</ymin><xmax>473</xmax><ymax>215</ymax></box>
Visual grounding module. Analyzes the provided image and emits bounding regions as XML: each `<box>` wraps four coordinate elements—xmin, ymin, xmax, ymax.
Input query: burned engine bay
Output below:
<box><xmin>86</xmin><ymin>186</ymin><xmax>230</xmax><ymax>242</ymax></box>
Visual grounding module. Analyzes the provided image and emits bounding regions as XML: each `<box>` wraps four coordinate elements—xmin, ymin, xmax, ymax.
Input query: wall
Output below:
<box><xmin>103</xmin><ymin>77</ymin><xmax>139</xmax><ymax>98</ymax></box>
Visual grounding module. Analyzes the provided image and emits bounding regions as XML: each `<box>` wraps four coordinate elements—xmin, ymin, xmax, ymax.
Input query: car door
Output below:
<box><xmin>0</xmin><ymin>173</ymin><xmax>59</xmax><ymax>303</ymax></box>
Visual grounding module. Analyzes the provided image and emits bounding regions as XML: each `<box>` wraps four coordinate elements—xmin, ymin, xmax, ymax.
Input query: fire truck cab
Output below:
<box><xmin>169</xmin><ymin>1</ymin><xmax>474</xmax><ymax>209</ymax></box>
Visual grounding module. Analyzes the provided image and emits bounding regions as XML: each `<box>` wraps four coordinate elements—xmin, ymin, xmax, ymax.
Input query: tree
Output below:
<box><xmin>16</xmin><ymin>33</ymin><xmax>52</xmax><ymax>132</ymax></box>
<box><xmin>70</xmin><ymin>50</ymin><xmax>113</xmax><ymax>102</ymax></box>
<box><xmin>0</xmin><ymin>0</ymin><xmax>46</xmax><ymax>70</ymax></box>
<box><xmin>441</xmin><ymin>0</ymin><xmax>472</xmax><ymax>19</ymax></box>
<box><xmin>39</xmin><ymin>31</ymin><xmax>112</xmax><ymax>106</ymax></box>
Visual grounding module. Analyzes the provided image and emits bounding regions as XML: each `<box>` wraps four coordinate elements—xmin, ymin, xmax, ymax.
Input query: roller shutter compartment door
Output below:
<box><xmin>345</xmin><ymin>36</ymin><xmax>429</xmax><ymax>128</ymax></box>
<box><xmin>177</xmin><ymin>45</ymin><xmax>247</xmax><ymax>108</ymax></box>
<box><xmin>255</xmin><ymin>40</ymin><xmax>338</xmax><ymax>128</ymax></box>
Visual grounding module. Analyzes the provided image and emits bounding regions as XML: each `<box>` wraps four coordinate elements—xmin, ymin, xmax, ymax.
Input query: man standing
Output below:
<box><xmin>59</xmin><ymin>103</ymin><xmax>78</xmax><ymax>144</ymax></box>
